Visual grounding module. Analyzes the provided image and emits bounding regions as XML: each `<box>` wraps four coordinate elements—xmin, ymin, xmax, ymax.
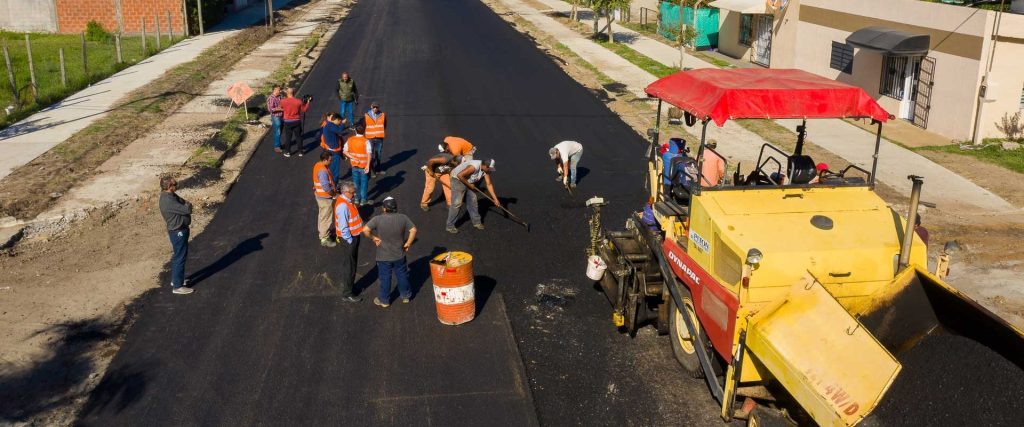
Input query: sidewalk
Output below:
<box><xmin>505</xmin><ymin>0</ymin><xmax>1020</xmax><ymax>214</ymax></box>
<box><xmin>0</xmin><ymin>0</ymin><xmax>293</xmax><ymax>181</ymax></box>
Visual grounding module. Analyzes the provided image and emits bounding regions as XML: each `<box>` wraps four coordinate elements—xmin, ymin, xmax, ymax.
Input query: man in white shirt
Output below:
<box><xmin>446</xmin><ymin>159</ymin><xmax>499</xmax><ymax>234</ymax></box>
<box><xmin>549</xmin><ymin>140</ymin><xmax>583</xmax><ymax>188</ymax></box>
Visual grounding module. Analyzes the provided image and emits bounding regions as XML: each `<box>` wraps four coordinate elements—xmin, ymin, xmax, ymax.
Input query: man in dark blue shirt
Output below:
<box><xmin>319</xmin><ymin>112</ymin><xmax>349</xmax><ymax>182</ymax></box>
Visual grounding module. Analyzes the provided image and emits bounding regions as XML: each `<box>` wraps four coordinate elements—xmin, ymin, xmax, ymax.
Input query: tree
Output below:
<box><xmin>589</xmin><ymin>0</ymin><xmax>631</xmax><ymax>43</ymax></box>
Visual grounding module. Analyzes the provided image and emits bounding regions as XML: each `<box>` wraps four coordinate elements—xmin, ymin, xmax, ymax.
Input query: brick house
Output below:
<box><xmin>0</xmin><ymin>0</ymin><xmax>257</xmax><ymax>35</ymax></box>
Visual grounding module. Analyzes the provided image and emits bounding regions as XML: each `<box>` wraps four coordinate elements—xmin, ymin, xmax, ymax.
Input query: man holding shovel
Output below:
<box><xmin>445</xmin><ymin>158</ymin><xmax>499</xmax><ymax>234</ymax></box>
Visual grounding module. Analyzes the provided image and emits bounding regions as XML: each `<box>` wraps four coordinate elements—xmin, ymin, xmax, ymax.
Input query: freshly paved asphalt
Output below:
<box><xmin>80</xmin><ymin>0</ymin><xmax>723</xmax><ymax>425</ymax></box>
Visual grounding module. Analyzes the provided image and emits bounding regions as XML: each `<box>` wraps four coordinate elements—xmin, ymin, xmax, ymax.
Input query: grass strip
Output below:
<box><xmin>0</xmin><ymin>28</ymin><xmax>272</xmax><ymax>219</ymax></box>
<box><xmin>593</xmin><ymin>37</ymin><xmax>678</xmax><ymax>78</ymax></box>
<box><xmin>917</xmin><ymin>142</ymin><xmax>1024</xmax><ymax>175</ymax></box>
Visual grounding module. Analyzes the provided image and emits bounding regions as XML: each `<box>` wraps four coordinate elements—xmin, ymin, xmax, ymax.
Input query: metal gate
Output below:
<box><xmin>752</xmin><ymin>15</ymin><xmax>772</xmax><ymax>67</ymax></box>
<box><xmin>912</xmin><ymin>57</ymin><xmax>936</xmax><ymax>128</ymax></box>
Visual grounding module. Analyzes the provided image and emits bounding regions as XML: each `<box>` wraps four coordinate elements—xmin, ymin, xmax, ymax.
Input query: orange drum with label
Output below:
<box><xmin>430</xmin><ymin>252</ymin><xmax>475</xmax><ymax>325</ymax></box>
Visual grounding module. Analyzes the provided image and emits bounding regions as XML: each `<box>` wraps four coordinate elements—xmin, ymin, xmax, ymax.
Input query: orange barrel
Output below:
<box><xmin>430</xmin><ymin>251</ymin><xmax>475</xmax><ymax>325</ymax></box>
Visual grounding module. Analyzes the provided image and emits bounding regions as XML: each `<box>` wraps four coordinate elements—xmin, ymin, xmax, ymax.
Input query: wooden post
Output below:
<box><xmin>167</xmin><ymin>10</ymin><xmax>173</xmax><ymax>40</ymax></box>
<box><xmin>3</xmin><ymin>45</ymin><xmax>17</xmax><ymax>101</ymax></box>
<box><xmin>182</xmin><ymin>0</ymin><xmax>190</xmax><ymax>37</ymax></box>
<box><xmin>141</xmin><ymin>18</ymin><xmax>147</xmax><ymax>54</ymax></box>
<box><xmin>59</xmin><ymin>48</ymin><xmax>67</xmax><ymax>87</ymax></box>
<box><xmin>155</xmin><ymin>15</ymin><xmax>162</xmax><ymax>50</ymax></box>
<box><xmin>115</xmin><ymin>34</ymin><xmax>122</xmax><ymax>63</ymax></box>
<box><xmin>81</xmin><ymin>32</ymin><xmax>88</xmax><ymax>78</ymax></box>
<box><xmin>197</xmin><ymin>0</ymin><xmax>205</xmax><ymax>35</ymax></box>
<box><xmin>24</xmin><ymin>34</ymin><xmax>36</xmax><ymax>99</ymax></box>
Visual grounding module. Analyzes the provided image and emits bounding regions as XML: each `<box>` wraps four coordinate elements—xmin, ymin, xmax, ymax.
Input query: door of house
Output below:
<box><xmin>912</xmin><ymin>57</ymin><xmax>936</xmax><ymax>128</ymax></box>
<box><xmin>752</xmin><ymin>15</ymin><xmax>773</xmax><ymax>67</ymax></box>
<box><xmin>899</xmin><ymin>56</ymin><xmax>923</xmax><ymax>120</ymax></box>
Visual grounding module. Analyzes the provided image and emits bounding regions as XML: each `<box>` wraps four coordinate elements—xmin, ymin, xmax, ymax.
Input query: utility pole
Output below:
<box><xmin>198</xmin><ymin>0</ymin><xmax>205</xmax><ymax>35</ymax></box>
<box><xmin>971</xmin><ymin>0</ymin><xmax>1006</xmax><ymax>145</ymax></box>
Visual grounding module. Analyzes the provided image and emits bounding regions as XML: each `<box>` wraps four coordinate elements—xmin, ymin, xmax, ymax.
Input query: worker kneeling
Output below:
<box><xmin>446</xmin><ymin>159</ymin><xmax>499</xmax><ymax>234</ymax></box>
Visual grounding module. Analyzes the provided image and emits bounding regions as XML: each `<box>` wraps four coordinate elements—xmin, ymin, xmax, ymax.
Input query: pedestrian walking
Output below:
<box><xmin>343</xmin><ymin>124</ymin><xmax>372</xmax><ymax>205</ymax></box>
<box><xmin>319</xmin><ymin>112</ymin><xmax>348</xmax><ymax>183</ymax></box>
<box><xmin>280</xmin><ymin>87</ymin><xmax>311</xmax><ymax>157</ymax></box>
<box><xmin>442</xmin><ymin>136</ymin><xmax>476</xmax><ymax>160</ymax></box>
<box><xmin>159</xmin><ymin>176</ymin><xmax>194</xmax><ymax>295</ymax></box>
<box><xmin>364</xmin><ymin>102</ymin><xmax>386</xmax><ymax>175</ymax></box>
<box><xmin>313</xmin><ymin>151</ymin><xmax>338</xmax><ymax>247</ymax></box>
<box><xmin>446</xmin><ymin>158</ymin><xmax>499</xmax><ymax>234</ymax></box>
<box><xmin>549</xmin><ymin>140</ymin><xmax>583</xmax><ymax>188</ymax></box>
<box><xmin>337</xmin><ymin>72</ymin><xmax>359</xmax><ymax>126</ymax></box>
<box><xmin>334</xmin><ymin>181</ymin><xmax>364</xmax><ymax>303</ymax></box>
<box><xmin>267</xmin><ymin>85</ymin><xmax>284</xmax><ymax>152</ymax></box>
<box><xmin>420</xmin><ymin>151</ymin><xmax>458</xmax><ymax>211</ymax></box>
<box><xmin>362</xmin><ymin>196</ymin><xmax>417</xmax><ymax>307</ymax></box>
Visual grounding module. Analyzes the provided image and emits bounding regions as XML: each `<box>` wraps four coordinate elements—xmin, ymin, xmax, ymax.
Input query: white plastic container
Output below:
<box><xmin>586</xmin><ymin>255</ymin><xmax>607</xmax><ymax>281</ymax></box>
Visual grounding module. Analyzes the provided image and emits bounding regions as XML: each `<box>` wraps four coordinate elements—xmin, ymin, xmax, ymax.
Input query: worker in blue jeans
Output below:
<box><xmin>158</xmin><ymin>176</ymin><xmax>194</xmax><ymax>295</ymax></box>
<box><xmin>267</xmin><ymin>86</ymin><xmax>284</xmax><ymax>151</ymax></box>
<box><xmin>337</xmin><ymin>72</ymin><xmax>358</xmax><ymax>127</ymax></box>
<box><xmin>362</xmin><ymin>197</ymin><xmax>417</xmax><ymax>307</ymax></box>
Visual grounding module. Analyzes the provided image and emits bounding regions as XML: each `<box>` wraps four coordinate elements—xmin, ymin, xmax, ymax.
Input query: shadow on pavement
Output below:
<box><xmin>379</xmin><ymin>148</ymin><xmax>417</xmax><ymax>171</ymax></box>
<box><xmin>369</xmin><ymin>171</ymin><xmax>406</xmax><ymax>200</ymax></box>
<box><xmin>187</xmin><ymin>233</ymin><xmax>270</xmax><ymax>286</ymax></box>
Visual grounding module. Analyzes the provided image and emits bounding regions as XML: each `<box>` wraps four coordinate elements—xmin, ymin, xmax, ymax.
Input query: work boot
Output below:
<box><xmin>297</xmin><ymin>151</ymin><xmax>304</xmax><ymax>157</ymax></box>
<box><xmin>274</xmin><ymin>147</ymin><xmax>283</xmax><ymax>153</ymax></box>
<box><xmin>420</xmin><ymin>203</ymin><xmax>429</xmax><ymax>212</ymax></box>
<box><xmin>172</xmin><ymin>287</ymin><xmax>194</xmax><ymax>295</ymax></box>
<box><xmin>401</xmin><ymin>297</ymin><xmax>411</xmax><ymax>304</ymax></box>
<box><xmin>320</xmin><ymin>237</ymin><xmax>336</xmax><ymax>247</ymax></box>
<box><xmin>283</xmin><ymin>152</ymin><xmax>291</xmax><ymax>158</ymax></box>
<box><xmin>473</xmin><ymin>223</ymin><xmax>485</xmax><ymax>230</ymax></box>
<box><xmin>374</xmin><ymin>297</ymin><xmax>390</xmax><ymax>308</ymax></box>
<box><xmin>570</xmin><ymin>183</ymin><xmax>576</xmax><ymax>189</ymax></box>
<box><xmin>446</xmin><ymin>226</ymin><xmax>459</xmax><ymax>234</ymax></box>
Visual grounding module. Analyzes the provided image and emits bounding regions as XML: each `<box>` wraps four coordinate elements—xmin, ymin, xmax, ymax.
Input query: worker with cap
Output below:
<box><xmin>441</xmin><ymin>136</ymin><xmax>476</xmax><ymax>161</ymax></box>
<box><xmin>334</xmin><ymin>180</ymin><xmax>363</xmax><ymax>303</ymax></box>
<box><xmin>549</xmin><ymin>140</ymin><xmax>583</xmax><ymax>188</ymax></box>
<box><xmin>809</xmin><ymin>162</ymin><xmax>830</xmax><ymax>184</ymax></box>
<box><xmin>343</xmin><ymin>124</ymin><xmax>372</xmax><ymax>206</ymax></box>
<box><xmin>446</xmin><ymin>158</ymin><xmax>499</xmax><ymax>234</ymax></box>
<box><xmin>700</xmin><ymin>141</ymin><xmax>726</xmax><ymax>187</ymax></box>
<box><xmin>364</xmin><ymin>102</ymin><xmax>387</xmax><ymax>176</ymax></box>
<box><xmin>319</xmin><ymin>112</ymin><xmax>348</xmax><ymax>183</ymax></box>
<box><xmin>421</xmin><ymin>151</ymin><xmax>458</xmax><ymax>211</ymax></box>
<box><xmin>313</xmin><ymin>151</ymin><xmax>337</xmax><ymax>247</ymax></box>
<box><xmin>362</xmin><ymin>196</ymin><xmax>417</xmax><ymax>307</ymax></box>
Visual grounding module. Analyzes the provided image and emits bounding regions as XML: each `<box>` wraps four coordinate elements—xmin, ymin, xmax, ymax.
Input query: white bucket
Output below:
<box><xmin>586</xmin><ymin>255</ymin><xmax>607</xmax><ymax>281</ymax></box>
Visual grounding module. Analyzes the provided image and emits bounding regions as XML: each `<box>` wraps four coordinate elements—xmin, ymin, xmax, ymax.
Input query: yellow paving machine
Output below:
<box><xmin>585</xmin><ymin>69</ymin><xmax>1024</xmax><ymax>426</ymax></box>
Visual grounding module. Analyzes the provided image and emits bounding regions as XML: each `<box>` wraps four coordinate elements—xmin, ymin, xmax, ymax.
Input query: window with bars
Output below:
<box><xmin>880</xmin><ymin>56</ymin><xmax>908</xmax><ymax>100</ymax></box>
<box><xmin>1020</xmin><ymin>85</ymin><xmax>1024</xmax><ymax>110</ymax></box>
<box><xmin>830</xmin><ymin>42</ymin><xmax>854</xmax><ymax>74</ymax></box>
<box><xmin>740</xmin><ymin>14</ymin><xmax>753</xmax><ymax>46</ymax></box>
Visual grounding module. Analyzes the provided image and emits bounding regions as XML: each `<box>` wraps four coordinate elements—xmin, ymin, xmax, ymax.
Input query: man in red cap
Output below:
<box><xmin>810</xmin><ymin>162</ymin><xmax>830</xmax><ymax>184</ymax></box>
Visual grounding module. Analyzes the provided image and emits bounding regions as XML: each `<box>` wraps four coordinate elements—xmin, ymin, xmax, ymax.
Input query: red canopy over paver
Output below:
<box><xmin>645</xmin><ymin>69</ymin><xmax>890</xmax><ymax>126</ymax></box>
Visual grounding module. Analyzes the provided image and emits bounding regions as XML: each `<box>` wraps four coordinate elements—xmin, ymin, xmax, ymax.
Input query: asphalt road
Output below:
<box><xmin>80</xmin><ymin>0</ymin><xmax>725</xmax><ymax>425</ymax></box>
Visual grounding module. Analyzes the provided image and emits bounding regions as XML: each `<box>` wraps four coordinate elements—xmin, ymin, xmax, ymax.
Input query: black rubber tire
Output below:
<box><xmin>668</xmin><ymin>296</ymin><xmax>702</xmax><ymax>376</ymax></box>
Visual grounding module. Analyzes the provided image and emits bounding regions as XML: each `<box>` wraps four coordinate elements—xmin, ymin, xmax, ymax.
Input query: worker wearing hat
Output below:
<box><xmin>364</xmin><ymin>102</ymin><xmax>386</xmax><ymax>176</ymax></box>
<box><xmin>549</xmin><ymin>140</ymin><xmax>583</xmax><ymax>188</ymax></box>
<box><xmin>446</xmin><ymin>158</ymin><xmax>498</xmax><ymax>234</ymax></box>
<box><xmin>700</xmin><ymin>140</ymin><xmax>726</xmax><ymax>187</ymax></box>
<box><xmin>363</xmin><ymin>196</ymin><xmax>417</xmax><ymax>307</ymax></box>
<box><xmin>809</xmin><ymin>162</ymin><xmax>830</xmax><ymax>184</ymax></box>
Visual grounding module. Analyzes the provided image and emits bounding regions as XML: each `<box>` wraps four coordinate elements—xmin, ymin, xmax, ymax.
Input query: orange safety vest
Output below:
<box><xmin>319</xmin><ymin>121</ymin><xmax>341</xmax><ymax>153</ymax></box>
<box><xmin>345</xmin><ymin>135</ymin><xmax>370</xmax><ymax>168</ymax></box>
<box><xmin>312</xmin><ymin>162</ymin><xmax>333</xmax><ymax>198</ymax></box>
<box><xmin>334</xmin><ymin>196</ymin><xmax>364</xmax><ymax>236</ymax></box>
<box><xmin>364</xmin><ymin>112</ymin><xmax>386</xmax><ymax>139</ymax></box>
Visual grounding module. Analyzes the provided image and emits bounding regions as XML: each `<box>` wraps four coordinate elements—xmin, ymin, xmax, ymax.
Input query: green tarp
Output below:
<box><xmin>658</xmin><ymin>1</ymin><xmax>719</xmax><ymax>49</ymax></box>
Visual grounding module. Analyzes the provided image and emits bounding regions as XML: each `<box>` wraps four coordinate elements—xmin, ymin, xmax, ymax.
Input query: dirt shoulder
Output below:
<box><xmin>0</xmin><ymin>2</ymin><xmax>352</xmax><ymax>424</ymax></box>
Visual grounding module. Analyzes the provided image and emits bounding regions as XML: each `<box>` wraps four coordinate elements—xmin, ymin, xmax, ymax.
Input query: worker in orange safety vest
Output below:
<box><xmin>312</xmin><ymin>151</ymin><xmax>337</xmax><ymax>247</ymax></box>
<box><xmin>364</xmin><ymin>102</ymin><xmax>386</xmax><ymax>176</ymax></box>
<box><xmin>343</xmin><ymin>124</ymin><xmax>372</xmax><ymax>206</ymax></box>
<box><xmin>334</xmin><ymin>180</ymin><xmax>363</xmax><ymax>303</ymax></box>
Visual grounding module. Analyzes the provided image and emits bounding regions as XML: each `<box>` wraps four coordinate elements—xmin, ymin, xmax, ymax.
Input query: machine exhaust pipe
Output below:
<box><xmin>898</xmin><ymin>175</ymin><xmax>924</xmax><ymax>270</ymax></box>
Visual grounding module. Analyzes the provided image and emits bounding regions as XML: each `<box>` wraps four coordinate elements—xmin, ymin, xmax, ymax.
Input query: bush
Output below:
<box><xmin>995</xmin><ymin>112</ymin><xmax>1023</xmax><ymax>142</ymax></box>
<box><xmin>85</xmin><ymin>20</ymin><xmax>112</xmax><ymax>42</ymax></box>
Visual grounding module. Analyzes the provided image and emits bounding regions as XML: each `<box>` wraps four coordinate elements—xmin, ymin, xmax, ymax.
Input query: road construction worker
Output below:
<box><xmin>279</xmin><ymin>87</ymin><xmax>310</xmax><ymax>157</ymax></box>
<box><xmin>337</xmin><ymin>72</ymin><xmax>359</xmax><ymax>126</ymax></box>
<box><xmin>364</xmin><ymin>102</ymin><xmax>386</xmax><ymax>175</ymax></box>
<box><xmin>442</xmin><ymin>136</ymin><xmax>476</xmax><ymax>160</ymax></box>
<box><xmin>313</xmin><ymin>151</ymin><xmax>337</xmax><ymax>247</ymax></box>
<box><xmin>334</xmin><ymin>180</ymin><xmax>363</xmax><ymax>303</ymax></box>
<box><xmin>549</xmin><ymin>140</ymin><xmax>583</xmax><ymax>188</ymax></box>
<box><xmin>319</xmin><ymin>112</ymin><xmax>348</xmax><ymax>183</ymax></box>
<box><xmin>446</xmin><ymin>158</ymin><xmax>498</xmax><ymax>234</ymax></box>
<box><xmin>700</xmin><ymin>140</ymin><xmax>726</xmax><ymax>187</ymax></box>
<box><xmin>420</xmin><ymin>152</ymin><xmax>458</xmax><ymax>211</ymax></box>
<box><xmin>362</xmin><ymin>196</ymin><xmax>417</xmax><ymax>308</ymax></box>
<box><xmin>343</xmin><ymin>124</ymin><xmax>371</xmax><ymax>206</ymax></box>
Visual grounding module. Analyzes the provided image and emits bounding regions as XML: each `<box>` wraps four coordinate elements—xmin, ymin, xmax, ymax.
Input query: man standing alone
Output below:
<box><xmin>267</xmin><ymin>85</ymin><xmax>284</xmax><ymax>153</ymax></box>
<box><xmin>313</xmin><ymin>151</ymin><xmax>337</xmax><ymax>247</ymax></box>
<box><xmin>363</xmin><ymin>197</ymin><xmax>417</xmax><ymax>307</ymax></box>
<box><xmin>159</xmin><ymin>176</ymin><xmax>194</xmax><ymax>295</ymax></box>
<box><xmin>364</xmin><ymin>102</ymin><xmax>386</xmax><ymax>175</ymax></box>
<box><xmin>337</xmin><ymin>72</ymin><xmax>359</xmax><ymax>126</ymax></box>
<box><xmin>280</xmin><ymin>87</ymin><xmax>310</xmax><ymax>157</ymax></box>
<box><xmin>335</xmin><ymin>181</ymin><xmax>364</xmax><ymax>303</ymax></box>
